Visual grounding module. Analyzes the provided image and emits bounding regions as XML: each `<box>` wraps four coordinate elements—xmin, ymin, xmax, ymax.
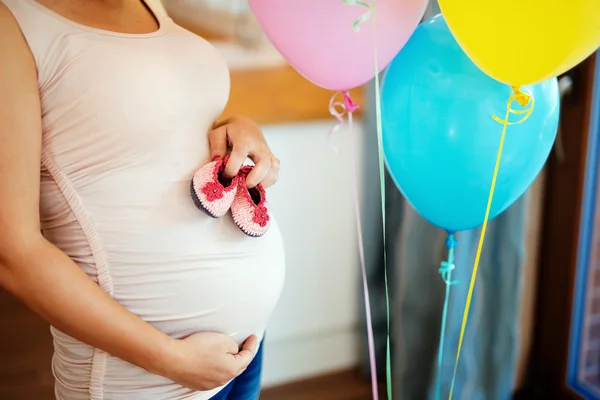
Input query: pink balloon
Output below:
<box><xmin>249</xmin><ymin>0</ymin><xmax>428</xmax><ymax>91</ymax></box>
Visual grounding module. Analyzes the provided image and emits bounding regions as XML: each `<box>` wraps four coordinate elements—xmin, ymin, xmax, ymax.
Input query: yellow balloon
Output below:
<box><xmin>438</xmin><ymin>0</ymin><xmax>600</xmax><ymax>87</ymax></box>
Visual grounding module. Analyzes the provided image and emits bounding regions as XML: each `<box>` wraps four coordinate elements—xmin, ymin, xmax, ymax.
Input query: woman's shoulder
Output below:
<box><xmin>0</xmin><ymin>2</ymin><xmax>34</xmax><ymax>59</ymax></box>
<box><xmin>1</xmin><ymin>0</ymin><xmax>79</xmax><ymax>92</ymax></box>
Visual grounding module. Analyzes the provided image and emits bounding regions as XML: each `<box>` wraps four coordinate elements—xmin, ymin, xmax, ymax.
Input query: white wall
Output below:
<box><xmin>260</xmin><ymin>120</ymin><xmax>380</xmax><ymax>387</ymax></box>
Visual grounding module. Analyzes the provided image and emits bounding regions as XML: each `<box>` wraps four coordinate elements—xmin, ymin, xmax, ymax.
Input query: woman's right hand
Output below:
<box><xmin>164</xmin><ymin>333</ymin><xmax>259</xmax><ymax>391</ymax></box>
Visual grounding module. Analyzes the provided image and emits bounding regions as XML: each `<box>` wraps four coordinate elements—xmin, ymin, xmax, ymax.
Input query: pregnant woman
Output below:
<box><xmin>0</xmin><ymin>0</ymin><xmax>285</xmax><ymax>399</ymax></box>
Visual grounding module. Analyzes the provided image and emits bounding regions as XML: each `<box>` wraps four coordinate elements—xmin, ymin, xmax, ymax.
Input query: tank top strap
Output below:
<box><xmin>145</xmin><ymin>0</ymin><xmax>169</xmax><ymax>18</ymax></box>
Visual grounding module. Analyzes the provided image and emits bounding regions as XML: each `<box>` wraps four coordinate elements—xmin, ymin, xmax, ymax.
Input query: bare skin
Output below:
<box><xmin>0</xmin><ymin>0</ymin><xmax>280</xmax><ymax>392</ymax></box>
<box><xmin>36</xmin><ymin>0</ymin><xmax>160</xmax><ymax>34</ymax></box>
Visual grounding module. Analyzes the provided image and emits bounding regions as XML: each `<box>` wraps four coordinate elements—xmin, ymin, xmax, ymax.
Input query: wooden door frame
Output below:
<box><xmin>517</xmin><ymin>53</ymin><xmax>599</xmax><ymax>399</ymax></box>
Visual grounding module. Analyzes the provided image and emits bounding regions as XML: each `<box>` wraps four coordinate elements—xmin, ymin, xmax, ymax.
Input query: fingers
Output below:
<box><xmin>260</xmin><ymin>157</ymin><xmax>280</xmax><ymax>189</ymax></box>
<box><xmin>214</xmin><ymin>124</ymin><xmax>279</xmax><ymax>186</ymax></box>
<box><xmin>223</xmin><ymin>143</ymin><xmax>248</xmax><ymax>179</ymax></box>
<box><xmin>242</xmin><ymin>335</ymin><xmax>259</xmax><ymax>353</ymax></box>
<box><xmin>228</xmin><ymin>152</ymin><xmax>280</xmax><ymax>188</ymax></box>
<box><xmin>231</xmin><ymin>335</ymin><xmax>258</xmax><ymax>371</ymax></box>
<box><xmin>208</xmin><ymin>125</ymin><xmax>228</xmax><ymax>160</ymax></box>
<box><xmin>245</xmin><ymin>155</ymin><xmax>271</xmax><ymax>189</ymax></box>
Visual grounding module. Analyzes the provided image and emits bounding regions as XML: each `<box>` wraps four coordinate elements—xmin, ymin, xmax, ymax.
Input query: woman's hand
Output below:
<box><xmin>209</xmin><ymin>116</ymin><xmax>280</xmax><ymax>188</ymax></box>
<box><xmin>163</xmin><ymin>333</ymin><xmax>259</xmax><ymax>391</ymax></box>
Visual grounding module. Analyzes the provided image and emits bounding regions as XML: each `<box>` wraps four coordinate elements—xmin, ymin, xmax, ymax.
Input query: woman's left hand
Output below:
<box><xmin>209</xmin><ymin>116</ymin><xmax>280</xmax><ymax>189</ymax></box>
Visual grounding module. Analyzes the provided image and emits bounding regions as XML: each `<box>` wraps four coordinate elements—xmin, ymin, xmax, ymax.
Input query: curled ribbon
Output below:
<box><xmin>439</xmin><ymin>261</ymin><xmax>459</xmax><ymax>286</ymax></box>
<box><xmin>492</xmin><ymin>87</ymin><xmax>535</xmax><ymax>126</ymax></box>
<box><xmin>342</xmin><ymin>0</ymin><xmax>372</xmax><ymax>32</ymax></box>
<box><xmin>328</xmin><ymin>91</ymin><xmax>360</xmax><ymax>152</ymax></box>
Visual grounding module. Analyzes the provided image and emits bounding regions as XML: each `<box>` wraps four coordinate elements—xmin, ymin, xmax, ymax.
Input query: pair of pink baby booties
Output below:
<box><xmin>190</xmin><ymin>156</ymin><xmax>271</xmax><ymax>237</ymax></box>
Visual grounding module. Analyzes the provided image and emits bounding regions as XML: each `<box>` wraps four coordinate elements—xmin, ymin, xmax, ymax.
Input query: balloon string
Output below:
<box><xmin>369</xmin><ymin>1</ymin><xmax>393</xmax><ymax>398</ymax></box>
<box><xmin>330</xmin><ymin>91</ymin><xmax>379</xmax><ymax>400</ymax></box>
<box><xmin>447</xmin><ymin>88</ymin><xmax>535</xmax><ymax>399</ymax></box>
<box><xmin>435</xmin><ymin>234</ymin><xmax>459</xmax><ymax>400</ymax></box>
<box><xmin>349</xmin><ymin>110</ymin><xmax>380</xmax><ymax>400</ymax></box>
<box><xmin>342</xmin><ymin>1</ymin><xmax>392</xmax><ymax>397</ymax></box>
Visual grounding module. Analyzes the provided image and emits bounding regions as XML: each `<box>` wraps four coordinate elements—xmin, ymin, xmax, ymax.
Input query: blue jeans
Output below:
<box><xmin>209</xmin><ymin>342</ymin><xmax>263</xmax><ymax>400</ymax></box>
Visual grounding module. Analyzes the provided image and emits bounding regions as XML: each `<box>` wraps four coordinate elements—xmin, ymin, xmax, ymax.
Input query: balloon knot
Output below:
<box><xmin>445</xmin><ymin>234</ymin><xmax>457</xmax><ymax>250</ymax></box>
<box><xmin>343</xmin><ymin>91</ymin><xmax>360</xmax><ymax>113</ymax></box>
<box><xmin>512</xmin><ymin>86</ymin><xmax>531</xmax><ymax>107</ymax></box>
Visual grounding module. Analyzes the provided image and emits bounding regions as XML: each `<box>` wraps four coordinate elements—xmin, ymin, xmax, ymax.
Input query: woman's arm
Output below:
<box><xmin>0</xmin><ymin>4</ymin><xmax>256</xmax><ymax>391</ymax></box>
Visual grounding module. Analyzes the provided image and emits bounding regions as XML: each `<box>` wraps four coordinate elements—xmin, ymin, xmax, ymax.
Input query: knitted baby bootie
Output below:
<box><xmin>190</xmin><ymin>156</ymin><xmax>239</xmax><ymax>218</ymax></box>
<box><xmin>231</xmin><ymin>166</ymin><xmax>271</xmax><ymax>237</ymax></box>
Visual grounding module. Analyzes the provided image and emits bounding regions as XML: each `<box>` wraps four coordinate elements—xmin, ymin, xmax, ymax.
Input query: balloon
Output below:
<box><xmin>248</xmin><ymin>0</ymin><xmax>428</xmax><ymax>91</ymax></box>
<box><xmin>382</xmin><ymin>16</ymin><xmax>560</xmax><ymax>232</ymax></box>
<box><xmin>438</xmin><ymin>0</ymin><xmax>600</xmax><ymax>87</ymax></box>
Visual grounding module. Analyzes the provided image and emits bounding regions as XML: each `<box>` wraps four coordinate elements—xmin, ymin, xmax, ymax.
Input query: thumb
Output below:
<box><xmin>208</xmin><ymin>125</ymin><xmax>228</xmax><ymax>160</ymax></box>
<box><xmin>231</xmin><ymin>335</ymin><xmax>258</xmax><ymax>370</ymax></box>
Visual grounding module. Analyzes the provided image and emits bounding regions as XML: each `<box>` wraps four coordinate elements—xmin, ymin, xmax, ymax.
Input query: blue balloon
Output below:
<box><xmin>381</xmin><ymin>15</ymin><xmax>559</xmax><ymax>232</ymax></box>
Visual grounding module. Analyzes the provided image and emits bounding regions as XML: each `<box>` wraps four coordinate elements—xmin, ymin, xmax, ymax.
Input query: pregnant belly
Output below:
<box><xmin>51</xmin><ymin>217</ymin><xmax>285</xmax><ymax>400</ymax></box>
<box><xmin>118</xmin><ymin>252</ymin><xmax>285</xmax><ymax>343</ymax></box>
<box><xmin>109</xmin><ymin>218</ymin><xmax>286</xmax><ymax>343</ymax></box>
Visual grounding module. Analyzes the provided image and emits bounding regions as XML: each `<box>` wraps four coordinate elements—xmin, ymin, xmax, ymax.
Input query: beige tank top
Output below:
<box><xmin>1</xmin><ymin>1</ymin><xmax>286</xmax><ymax>399</ymax></box>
